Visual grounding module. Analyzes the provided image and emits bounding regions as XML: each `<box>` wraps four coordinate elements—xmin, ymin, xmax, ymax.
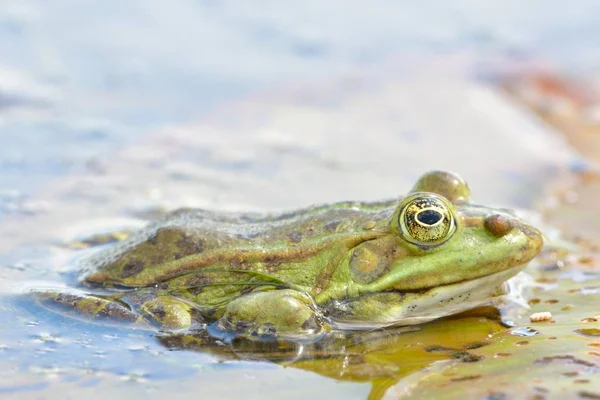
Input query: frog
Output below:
<box><xmin>34</xmin><ymin>171</ymin><xmax>543</xmax><ymax>340</ymax></box>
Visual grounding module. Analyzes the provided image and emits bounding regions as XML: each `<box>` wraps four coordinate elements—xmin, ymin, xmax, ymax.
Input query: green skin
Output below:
<box><xmin>35</xmin><ymin>171</ymin><xmax>543</xmax><ymax>340</ymax></box>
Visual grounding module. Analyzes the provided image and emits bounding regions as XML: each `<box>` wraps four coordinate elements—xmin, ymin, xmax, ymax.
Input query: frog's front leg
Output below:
<box><xmin>216</xmin><ymin>289</ymin><xmax>329</xmax><ymax>340</ymax></box>
<box><xmin>32</xmin><ymin>289</ymin><xmax>200</xmax><ymax>330</ymax></box>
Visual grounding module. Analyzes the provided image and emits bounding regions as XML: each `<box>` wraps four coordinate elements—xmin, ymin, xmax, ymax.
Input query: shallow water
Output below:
<box><xmin>2</xmin><ymin>2</ymin><xmax>600</xmax><ymax>399</ymax></box>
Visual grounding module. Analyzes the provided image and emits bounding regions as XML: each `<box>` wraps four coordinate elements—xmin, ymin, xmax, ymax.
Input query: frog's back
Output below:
<box><xmin>84</xmin><ymin>199</ymin><xmax>398</xmax><ymax>285</ymax></box>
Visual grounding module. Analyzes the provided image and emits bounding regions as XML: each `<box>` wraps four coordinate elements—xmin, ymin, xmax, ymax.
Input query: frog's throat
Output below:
<box><xmin>328</xmin><ymin>263</ymin><xmax>528</xmax><ymax>330</ymax></box>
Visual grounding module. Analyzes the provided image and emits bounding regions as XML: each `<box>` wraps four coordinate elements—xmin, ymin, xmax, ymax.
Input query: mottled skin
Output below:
<box><xmin>35</xmin><ymin>171</ymin><xmax>543</xmax><ymax>339</ymax></box>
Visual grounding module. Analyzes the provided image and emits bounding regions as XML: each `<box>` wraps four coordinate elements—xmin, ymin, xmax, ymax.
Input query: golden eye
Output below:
<box><xmin>397</xmin><ymin>193</ymin><xmax>456</xmax><ymax>247</ymax></box>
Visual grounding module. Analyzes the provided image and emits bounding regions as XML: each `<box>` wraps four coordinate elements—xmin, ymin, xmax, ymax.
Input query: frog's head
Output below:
<box><xmin>335</xmin><ymin>171</ymin><xmax>543</xmax><ymax>327</ymax></box>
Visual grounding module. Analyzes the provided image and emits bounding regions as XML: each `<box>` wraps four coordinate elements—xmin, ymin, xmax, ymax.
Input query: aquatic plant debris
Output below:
<box><xmin>379</xmin><ymin>244</ymin><xmax>600</xmax><ymax>399</ymax></box>
<box><xmin>530</xmin><ymin>311</ymin><xmax>553</xmax><ymax>322</ymax></box>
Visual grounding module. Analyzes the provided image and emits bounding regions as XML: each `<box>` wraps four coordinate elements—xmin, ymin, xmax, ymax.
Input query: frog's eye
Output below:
<box><xmin>396</xmin><ymin>193</ymin><xmax>457</xmax><ymax>247</ymax></box>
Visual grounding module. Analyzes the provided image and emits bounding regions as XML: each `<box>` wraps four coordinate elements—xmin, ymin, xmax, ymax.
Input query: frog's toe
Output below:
<box><xmin>32</xmin><ymin>289</ymin><xmax>149</xmax><ymax>328</ymax></box>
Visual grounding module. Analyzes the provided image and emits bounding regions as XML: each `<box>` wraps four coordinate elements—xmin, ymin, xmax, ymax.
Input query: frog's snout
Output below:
<box><xmin>519</xmin><ymin>222</ymin><xmax>544</xmax><ymax>255</ymax></box>
<box><xmin>484</xmin><ymin>213</ymin><xmax>544</xmax><ymax>253</ymax></box>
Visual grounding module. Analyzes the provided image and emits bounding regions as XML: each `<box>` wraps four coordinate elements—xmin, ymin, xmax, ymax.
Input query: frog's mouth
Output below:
<box><xmin>407</xmin><ymin>262</ymin><xmax>528</xmax><ymax>295</ymax></box>
<box><xmin>329</xmin><ymin>263</ymin><xmax>529</xmax><ymax>330</ymax></box>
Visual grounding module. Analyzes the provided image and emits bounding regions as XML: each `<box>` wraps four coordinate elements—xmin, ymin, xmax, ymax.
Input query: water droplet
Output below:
<box><xmin>119</xmin><ymin>371</ymin><xmax>148</xmax><ymax>383</ymax></box>
<box><xmin>510</xmin><ymin>327</ymin><xmax>539</xmax><ymax>337</ymax></box>
<box><xmin>103</xmin><ymin>334</ymin><xmax>119</xmax><ymax>340</ymax></box>
<box><xmin>128</xmin><ymin>344</ymin><xmax>149</xmax><ymax>352</ymax></box>
<box><xmin>538</xmin><ymin>261</ymin><xmax>563</xmax><ymax>272</ymax></box>
<box><xmin>33</xmin><ymin>333</ymin><xmax>61</xmax><ymax>343</ymax></box>
<box><xmin>580</xmin><ymin>287</ymin><xmax>600</xmax><ymax>295</ymax></box>
<box><xmin>94</xmin><ymin>350</ymin><xmax>107</xmax><ymax>358</ymax></box>
<box><xmin>8</xmin><ymin>263</ymin><xmax>28</xmax><ymax>271</ymax></box>
<box><xmin>559</xmin><ymin>270</ymin><xmax>598</xmax><ymax>282</ymax></box>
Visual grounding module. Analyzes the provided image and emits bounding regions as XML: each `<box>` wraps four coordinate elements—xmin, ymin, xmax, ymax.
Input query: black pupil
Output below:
<box><xmin>417</xmin><ymin>209</ymin><xmax>443</xmax><ymax>225</ymax></box>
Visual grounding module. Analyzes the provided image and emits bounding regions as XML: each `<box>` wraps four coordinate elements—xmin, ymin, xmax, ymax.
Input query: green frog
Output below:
<box><xmin>35</xmin><ymin>171</ymin><xmax>543</xmax><ymax>340</ymax></box>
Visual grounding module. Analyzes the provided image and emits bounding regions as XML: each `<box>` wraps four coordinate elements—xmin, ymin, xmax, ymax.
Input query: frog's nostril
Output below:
<box><xmin>484</xmin><ymin>214</ymin><xmax>514</xmax><ymax>237</ymax></box>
